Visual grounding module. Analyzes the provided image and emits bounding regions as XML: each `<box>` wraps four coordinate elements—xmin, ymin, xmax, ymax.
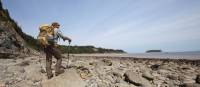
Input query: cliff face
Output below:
<box><xmin>0</xmin><ymin>1</ymin><xmax>36</xmax><ymax>58</ymax></box>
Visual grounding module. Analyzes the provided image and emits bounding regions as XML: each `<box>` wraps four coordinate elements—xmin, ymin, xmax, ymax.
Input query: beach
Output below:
<box><xmin>0</xmin><ymin>53</ymin><xmax>200</xmax><ymax>87</ymax></box>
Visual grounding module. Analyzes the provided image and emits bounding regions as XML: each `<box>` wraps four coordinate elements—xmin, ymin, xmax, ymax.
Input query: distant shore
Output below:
<box><xmin>69</xmin><ymin>53</ymin><xmax>200</xmax><ymax>67</ymax></box>
<box><xmin>71</xmin><ymin>52</ymin><xmax>200</xmax><ymax>60</ymax></box>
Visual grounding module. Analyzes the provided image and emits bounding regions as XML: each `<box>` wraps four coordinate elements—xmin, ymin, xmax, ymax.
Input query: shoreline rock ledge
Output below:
<box><xmin>41</xmin><ymin>69</ymin><xmax>86</xmax><ymax>87</ymax></box>
<box><xmin>124</xmin><ymin>70</ymin><xmax>153</xmax><ymax>87</ymax></box>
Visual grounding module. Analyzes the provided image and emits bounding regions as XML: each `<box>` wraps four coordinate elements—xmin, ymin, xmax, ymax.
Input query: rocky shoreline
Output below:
<box><xmin>0</xmin><ymin>54</ymin><xmax>200</xmax><ymax>87</ymax></box>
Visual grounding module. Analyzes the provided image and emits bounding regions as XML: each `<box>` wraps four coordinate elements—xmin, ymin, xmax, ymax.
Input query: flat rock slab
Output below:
<box><xmin>124</xmin><ymin>70</ymin><xmax>152</xmax><ymax>87</ymax></box>
<box><xmin>42</xmin><ymin>69</ymin><xmax>86</xmax><ymax>87</ymax></box>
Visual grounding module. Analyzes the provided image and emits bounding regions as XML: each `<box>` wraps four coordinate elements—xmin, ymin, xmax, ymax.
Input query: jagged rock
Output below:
<box><xmin>167</xmin><ymin>74</ymin><xmax>178</xmax><ymax>80</ymax></box>
<box><xmin>167</xmin><ymin>80</ymin><xmax>176</xmax><ymax>87</ymax></box>
<box><xmin>40</xmin><ymin>68</ymin><xmax>46</xmax><ymax>73</ymax></box>
<box><xmin>112</xmin><ymin>71</ymin><xmax>123</xmax><ymax>83</ymax></box>
<box><xmin>42</xmin><ymin>69</ymin><xmax>86</xmax><ymax>87</ymax></box>
<box><xmin>150</xmin><ymin>64</ymin><xmax>160</xmax><ymax>70</ymax></box>
<box><xmin>142</xmin><ymin>71</ymin><xmax>154</xmax><ymax>80</ymax></box>
<box><xmin>19</xmin><ymin>68</ymin><xmax>25</xmax><ymax>73</ymax></box>
<box><xmin>113</xmin><ymin>72</ymin><xmax>122</xmax><ymax>78</ymax></box>
<box><xmin>97</xmin><ymin>81</ymin><xmax>110</xmax><ymax>87</ymax></box>
<box><xmin>179</xmin><ymin>75</ymin><xmax>196</xmax><ymax>84</ymax></box>
<box><xmin>158</xmin><ymin>69</ymin><xmax>169</xmax><ymax>75</ymax></box>
<box><xmin>179</xmin><ymin>83</ymin><xmax>200</xmax><ymax>87</ymax></box>
<box><xmin>17</xmin><ymin>60</ymin><xmax>30</xmax><ymax>66</ymax></box>
<box><xmin>115</xmin><ymin>82</ymin><xmax>137</xmax><ymax>87</ymax></box>
<box><xmin>14</xmin><ymin>80</ymin><xmax>34</xmax><ymax>87</ymax></box>
<box><xmin>196</xmin><ymin>75</ymin><xmax>200</xmax><ymax>84</ymax></box>
<box><xmin>89</xmin><ymin>62</ymin><xmax>97</xmax><ymax>66</ymax></box>
<box><xmin>85</xmin><ymin>79</ymin><xmax>98</xmax><ymax>87</ymax></box>
<box><xmin>76</xmin><ymin>66</ymin><xmax>92</xmax><ymax>79</ymax></box>
<box><xmin>0</xmin><ymin>52</ymin><xmax>19</xmax><ymax>59</ymax></box>
<box><xmin>124</xmin><ymin>70</ymin><xmax>152</xmax><ymax>87</ymax></box>
<box><xmin>0</xmin><ymin>1</ymin><xmax>36</xmax><ymax>58</ymax></box>
<box><xmin>0</xmin><ymin>25</ymin><xmax>24</xmax><ymax>53</ymax></box>
<box><xmin>102</xmin><ymin>58</ymin><xmax>112</xmax><ymax>66</ymax></box>
<box><xmin>181</xmin><ymin>65</ymin><xmax>192</xmax><ymax>70</ymax></box>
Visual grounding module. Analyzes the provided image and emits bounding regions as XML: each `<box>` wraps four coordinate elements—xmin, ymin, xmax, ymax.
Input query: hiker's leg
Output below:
<box><xmin>56</xmin><ymin>57</ymin><xmax>62</xmax><ymax>75</ymax></box>
<box><xmin>45</xmin><ymin>47</ymin><xmax>53</xmax><ymax>79</ymax></box>
<box><xmin>52</xmin><ymin>47</ymin><xmax>63</xmax><ymax>75</ymax></box>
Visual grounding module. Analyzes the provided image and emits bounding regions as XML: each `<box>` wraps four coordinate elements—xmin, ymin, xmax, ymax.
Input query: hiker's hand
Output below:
<box><xmin>68</xmin><ymin>39</ymin><xmax>72</xmax><ymax>43</ymax></box>
<box><xmin>63</xmin><ymin>37</ymin><xmax>69</xmax><ymax>41</ymax></box>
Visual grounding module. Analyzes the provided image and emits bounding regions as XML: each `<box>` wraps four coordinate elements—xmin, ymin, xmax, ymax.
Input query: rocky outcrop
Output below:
<box><xmin>124</xmin><ymin>70</ymin><xmax>152</xmax><ymax>87</ymax></box>
<box><xmin>102</xmin><ymin>58</ymin><xmax>112</xmax><ymax>66</ymax></box>
<box><xmin>0</xmin><ymin>54</ymin><xmax>200</xmax><ymax>87</ymax></box>
<box><xmin>179</xmin><ymin>83</ymin><xmax>200</xmax><ymax>87</ymax></box>
<box><xmin>0</xmin><ymin>21</ymin><xmax>26</xmax><ymax>54</ymax></box>
<box><xmin>0</xmin><ymin>0</ymin><xmax>38</xmax><ymax>58</ymax></box>
<box><xmin>142</xmin><ymin>71</ymin><xmax>154</xmax><ymax>81</ymax></box>
<box><xmin>196</xmin><ymin>75</ymin><xmax>200</xmax><ymax>84</ymax></box>
<box><xmin>41</xmin><ymin>69</ymin><xmax>86</xmax><ymax>87</ymax></box>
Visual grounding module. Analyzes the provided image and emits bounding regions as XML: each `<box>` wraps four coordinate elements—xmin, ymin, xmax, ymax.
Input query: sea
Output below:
<box><xmin>73</xmin><ymin>51</ymin><xmax>200</xmax><ymax>60</ymax></box>
<box><xmin>127</xmin><ymin>51</ymin><xmax>200</xmax><ymax>59</ymax></box>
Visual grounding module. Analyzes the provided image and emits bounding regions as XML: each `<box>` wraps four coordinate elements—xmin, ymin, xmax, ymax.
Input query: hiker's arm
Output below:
<box><xmin>57</xmin><ymin>30</ymin><xmax>71</xmax><ymax>42</ymax></box>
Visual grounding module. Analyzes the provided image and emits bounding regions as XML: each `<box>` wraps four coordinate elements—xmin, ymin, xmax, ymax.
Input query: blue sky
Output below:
<box><xmin>2</xmin><ymin>0</ymin><xmax>200</xmax><ymax>53</ymax></box>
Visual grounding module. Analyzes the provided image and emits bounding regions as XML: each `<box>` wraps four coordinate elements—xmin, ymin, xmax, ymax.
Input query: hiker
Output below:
<box><xmin>38</xmin><ymin>22</ymin><xmax>71</xmax><ymax>79</ymax></box>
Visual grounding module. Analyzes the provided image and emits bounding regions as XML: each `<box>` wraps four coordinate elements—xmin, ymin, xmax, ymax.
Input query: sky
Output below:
<box><xmin>2</xmin><ymin>0</ymin><xmax>200</xmax><ymax>53</ymax></box>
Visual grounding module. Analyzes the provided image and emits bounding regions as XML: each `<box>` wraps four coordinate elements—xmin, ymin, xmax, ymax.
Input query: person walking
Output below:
<box><xmin>40</xmin><ymin>22</ymin><xmax>71</xmax><ymax>79</ymax></box>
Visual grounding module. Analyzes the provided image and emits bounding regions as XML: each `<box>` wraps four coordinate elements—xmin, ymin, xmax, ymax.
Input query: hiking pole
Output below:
<box><xmin>67</xmin><ymin>41</ymin><xmax>71</xmax><ymax>68</ymax></box>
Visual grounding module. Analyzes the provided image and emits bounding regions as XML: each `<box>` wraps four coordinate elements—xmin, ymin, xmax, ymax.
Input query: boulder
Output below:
<box><xmin>112</xmin><ymin>71</ymin><xmax>123</xmax><ymax>83</ymax></box>
<box><xmin>124</xmin><ymin>70</ymin><xmax>152</xmax><ymax>87</ymax></box>
<box><xmin>102</xmin><ymin>59</ymin><xmax>112</xmax><ymax>66</ymax></box>
<box><xmin>196</xmin><ymin>75</ymin><xmax>200</xmax><ymax>84</ymax></box>
<box><xmin>89</xmin><ymin>62</ymin><xmax>97</xmax><ymax>66</ymax></box>
<box><xmin>0</xmin><ymin>52</ymin><xmax>19</xmax><ymax>59</ymax></box>
<box><xmin>150</xmin><ymin>64</ymin><xmax>160</xmax><ymax>70</ymax></box>
<box><xmin>179</xmin><ymin>83</ymin><xmax>200</xmax><ymax>87</ymax></box>
<box><xmin>41</xmin><ymin>69</ymin><xmax>86</xmax><ymax>87</ymax></box>
<box><xmin>167</xmin><ymin>74</ymin><xmax>178</xmax><ymax>80</ymax></box>
<box><xmin>180</xmin><ymin>76</ymin><xmax>196</xmax><ymax>84</ymax></box>
<box><xmin>76</xmin><ymin>66</ymin><xmax>92</xmax><ymax>79</ymax></box>
<box><xmin>142</xmin><ymin>71</ymin><xmax>154</xmax><ymax>81</ymax></box>
<box><xmin>17</xmin><ymin>60</ymin><xmax>30</xmax><ymax>66</ymax></box>
<box><xmin>115</xmin><ymin>81</ymin><xmax>137</xmax><ymax>87</ymax></box>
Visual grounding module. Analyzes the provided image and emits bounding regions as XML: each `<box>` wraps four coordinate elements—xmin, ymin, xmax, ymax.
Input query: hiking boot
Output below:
<box><xmin>47</xmin><ymin>74</ymin><xmax>53</xmax><ymax>79</ymax></box>
<box><xmin>55</xmin><ymin>69</ymin><xmax>64</xmax><ymax>76</ymax></box>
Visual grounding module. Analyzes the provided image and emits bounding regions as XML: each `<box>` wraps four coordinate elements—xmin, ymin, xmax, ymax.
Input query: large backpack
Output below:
<box><xmin>37</xmin><ymin>24</ymin><xmax>54</xmax><ymax>47</ymax></box>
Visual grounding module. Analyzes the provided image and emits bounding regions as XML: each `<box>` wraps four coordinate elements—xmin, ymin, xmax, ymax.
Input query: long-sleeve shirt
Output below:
<box><xmin>47</xmin><ymin>28</ymin><xmax>66</xmax><ymax>44</ymax></box>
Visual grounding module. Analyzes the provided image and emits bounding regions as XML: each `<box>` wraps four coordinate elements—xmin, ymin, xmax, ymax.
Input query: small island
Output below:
<box><xmin>146</xmin><ymin>50</ymin><xmax>162</xmax><ymax>53</ymax></box>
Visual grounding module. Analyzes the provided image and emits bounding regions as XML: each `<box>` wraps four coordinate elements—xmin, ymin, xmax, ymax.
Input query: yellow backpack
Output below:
<box><xmin>37</xmin><ymin>24</ymin><xmax>54</xmax><ymax>47</ymax></box>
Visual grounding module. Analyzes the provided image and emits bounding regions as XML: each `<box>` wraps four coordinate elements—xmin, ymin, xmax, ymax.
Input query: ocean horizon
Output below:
<box><xmin>72</xmin><ymin>51</ymin><xmax>200</xmax><ymax>60</ymax></box>
<box><xmin>126</xmin><ymin>51</ymin><xmax>200</xmax><ymax>59</ymax></box>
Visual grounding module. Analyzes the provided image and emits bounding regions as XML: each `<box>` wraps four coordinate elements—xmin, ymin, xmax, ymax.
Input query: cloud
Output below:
<box><xmin>80</xmin><ymin>1</ymin><xmax>200</xmax><ymax>52</ymax></box>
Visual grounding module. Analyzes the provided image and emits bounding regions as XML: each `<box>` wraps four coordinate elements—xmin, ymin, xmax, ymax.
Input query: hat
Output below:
<box><xmin>51</xmin><ymin>22</ymin><xmax>60</xmax><ymax>26</ymax></box>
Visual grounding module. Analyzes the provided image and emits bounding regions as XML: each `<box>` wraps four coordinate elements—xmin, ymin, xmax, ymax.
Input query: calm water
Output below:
<box><xmin>128</xmin><ymin>51</ymin><xmax>200</xmax><ymax>59</ymax></box>
<box><xmin>74</xmin><ymin>51</ymin><xmax>200</xmax><ymax>60</ymax></box>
